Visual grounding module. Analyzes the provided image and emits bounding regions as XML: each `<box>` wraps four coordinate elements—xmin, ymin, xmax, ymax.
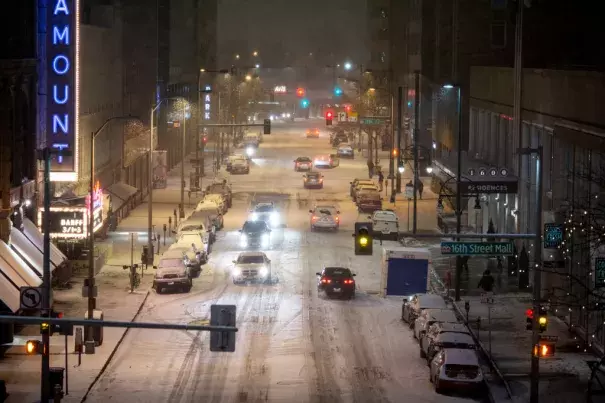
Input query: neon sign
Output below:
<box><xmin>204</xmin><ymin>92</ymin><xmax>211</xmax><ymax>120</ymax></box>
<box><xmin>274</xmin><ymin>86</ymin><xmax>287</xmax><ymax>94</ymax></box>
<box><xmin>47</xmin><ymin>0</ymin><xmax>80</xmax><ymax>182</ymax></box>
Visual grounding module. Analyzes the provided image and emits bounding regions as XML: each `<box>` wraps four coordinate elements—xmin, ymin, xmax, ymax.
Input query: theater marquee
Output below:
<box><xmin>47</xmin><ymin>0</ymin><xmax>80</xmax><ymax>182</ymax></box>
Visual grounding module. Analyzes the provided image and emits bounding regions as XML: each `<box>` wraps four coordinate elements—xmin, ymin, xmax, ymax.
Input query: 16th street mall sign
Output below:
<box><xmin>441</xmin><ymin>242</ymin><xmax>514</xmax><ymax>256</ymax></box>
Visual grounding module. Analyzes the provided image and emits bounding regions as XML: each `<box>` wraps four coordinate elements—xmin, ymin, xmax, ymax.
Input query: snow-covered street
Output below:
<box><xmin>83</xmin><ymin>122</ymin><xmax>480</xmax><ymax>403</ymax></box>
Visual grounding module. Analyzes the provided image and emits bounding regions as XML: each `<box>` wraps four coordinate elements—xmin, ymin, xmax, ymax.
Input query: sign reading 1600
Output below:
<box><xmin>47</xmin><ymin>0</ymin><xmax>79</xmax><ymax>181</ymax></box>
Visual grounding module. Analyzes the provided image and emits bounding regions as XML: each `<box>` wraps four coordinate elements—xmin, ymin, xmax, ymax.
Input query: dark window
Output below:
<box><xmin>297</xmin><ymin>157</ymin><xmax>311</xmax><ymax>162</ymax></box>
<box><xmin>243</xmin><ymin>221</ymin><xmax>268</xmax><ymax>232</ymax></box>
<box><xmin>238</xmin><ymin>255</ymin><xmax>265</xmax><ymax>264</ymax></box>
<box><xmin>324</xmin><ymin>267</ymin><xmax>352</xmax><ymax>277</ymax></box>
<box><xmin>491</xmin><ymin>21</ymin><xmax>507</xmax><ymax>49</ymax></box>
<box><xmin>254</xmin><ymin>205</ymin><xmax>274</xmax><ymax>212</ymax></box>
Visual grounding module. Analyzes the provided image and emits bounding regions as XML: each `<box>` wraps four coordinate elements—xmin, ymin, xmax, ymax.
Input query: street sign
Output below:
<box><xmin>440</xmin><ymin>241</ymin><xmax>514</xmax><ymax>256</ymax></box>
<box><xmin>405</xmin><ymin>184</ymin><xmax>414</xmax><ymax>199</ymax></box>
<box><xmin>210</xmin><ymin>304</ymin><xmax>236</xmax><ymax>352</ymax></box>
<box><xmin>20</xmin><ymin>287</ymin><xmax>42</xmax><ymax>311</ymax></box>
<box><xmin>459</xmin><ymin>181</ymin><xmax>518</xmax><ymax>194</ymax></box>
<box><xmin>361</xmin><ymin>117</ymin><xmax>390</xmax><ymax>125</ymax></box>
<box><xmin>337</xmin><ymin>112</ymin><xmax>347</xmax><ymax>122</ymax></box>
<box><xmin>544</xmin><ymin>223</ymin><xmax>564</xmax><ymax>249</ymax></box>
<box><xmin>595</xmin><ymin>258</ymin><xmax>605</xmax><ymax>289</ymax></box>
<box><xmin>348</xmin><ymin>112</ymin><xmax>358</xmax><ymax>122</ymax></box>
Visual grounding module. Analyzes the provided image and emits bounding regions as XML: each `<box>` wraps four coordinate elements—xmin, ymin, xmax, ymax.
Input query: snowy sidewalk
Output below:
<box><xmin>453</xmin><ymin>293</ymin><xmax>597</xmax><ymax>403</ymax></box>
<box><xmin>0</xmin><ymin>152</ymin><xmax>213</xmax><ymax>403</ymax></box>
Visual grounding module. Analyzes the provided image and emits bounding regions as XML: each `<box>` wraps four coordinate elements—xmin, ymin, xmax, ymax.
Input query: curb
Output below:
<box><xmin>451</xmin><ymin>301</ymin><xmax>514</xmax><ymax>402</ymax></box>
<box><xmin>79</xmin><ymin>289</ymin><xmax>151</xmax><ymax>402</ymax></box>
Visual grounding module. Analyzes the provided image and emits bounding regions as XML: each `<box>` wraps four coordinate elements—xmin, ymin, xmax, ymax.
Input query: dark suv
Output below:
<box><xmin>239</xmin><ymin>220</ymin><xmax>272</xmax><ymax>249</ymax></box>
<box><xmin>316</xmin><ymin>267</ymin><xmax>356</xmax><ymax>299</ymax></box>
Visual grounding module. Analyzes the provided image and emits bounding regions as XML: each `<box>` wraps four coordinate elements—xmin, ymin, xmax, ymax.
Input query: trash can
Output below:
<box><xmin>49</xmin><ymin>367</ymin><xmax>64</xmax><ymax>398</ymax></box>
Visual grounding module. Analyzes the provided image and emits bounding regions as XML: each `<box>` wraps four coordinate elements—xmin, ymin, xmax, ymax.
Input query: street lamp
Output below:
<box><xmin>344</xmin><ymin>62</ymin><xmax>352</xmax><ymax>71</ymax></box>
<box><xmin>426</xmin><ymin>166</ymin><xmax>434</xmax><ymax>174</ymax></box>
<box><xmin>398</xmin><ymin>166</ymin><xmax>405</xmax><ymax>173</ymax></box>
<box><xmin>443</xmin><ymin>83</ymin><xmax>463</xmax><ymax>301</ymax></box>
<box><xmin>235</xmin><ymin>54</ymin><xmax>240</xmax><ymax>60</ymax></box>
<box><xmin>252</xmin><ymin>51</ymin><xmax>258</xmax><ymax>57</ymax></box>
<box><xmin>88</xmin><ymin>115</ymin><xmax>141</xmax><ymax>344</ymax></box>
<box><xmin>255</xmin><ymin>64</ymin><xmax>260</xmax><ymax>69</ymax></box>
<box><xmin>245</xmin><ymin>75</ymin><xmax>252</xmax><ymax>81</ymax></box>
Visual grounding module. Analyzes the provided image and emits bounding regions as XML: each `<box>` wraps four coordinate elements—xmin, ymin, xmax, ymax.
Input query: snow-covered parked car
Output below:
<box><xmin>152</xmin><ymin>249</ymin><xmax>194</xmax><ymax>294</ymax></box>
<box><xmin>424</xmin><ymin>331</ymin><xmax>476</xmax><ymax>363</ymax></box>
<box><xmin>420</xmin><ymin>322</ymin><xmax>471</xmax><ymax>359</ymax></box>
<box><xmin>401</xmin><ymin>293</ymin><xmax>447</xmax><ymax>327</ymax></box>
<box><xmin>368</xmin><ymin>210</ymin><xmax>399</xmax><ymax>239</ymax></box>
<box><xmin>200</xmin><ymin>193</ymin><xmax>228</xmax><ymax>214</ymax></box>
<box><xmin>413</xmin><ymin>308</ymin><xmax>459</xmax><ymax>340</ymax></box>
<box><xmin>173</xmin><ymin>232</ymin><xmax>208</xmax><ymax>264</ymax></box>
<box><xmin>430</xmin><ymin>348</ymin><xmax>485</xmax><ymax>396</ymax></box>
<box><xmin>230</xmin><ymin>158</ymin><xmax>250</xmax><ymax>174</ymax></box>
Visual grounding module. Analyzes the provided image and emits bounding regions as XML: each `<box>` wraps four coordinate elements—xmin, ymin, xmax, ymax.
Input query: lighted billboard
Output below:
<box><xmin>47</xmin><ymin>0</ymin><xmax>80</xmax><ymax>182</ymax></box>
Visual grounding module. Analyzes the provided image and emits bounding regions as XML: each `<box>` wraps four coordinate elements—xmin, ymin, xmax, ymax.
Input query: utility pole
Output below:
<box><xmin>513</xmin><ymin>0</ymin><xmax>525</xmax><ymax>210</ymax></box>
<box><xmin>396</xmin><ymin>86</ymin><xmax>403</xmax><ymax>193</ymax></box>
<box><xmin>0</xmin><ymin>103</ymin><xmax>10</xmax><ymax>244</ymax></box>
<box><xmin>179</xmin><ymin>105</ymin><xmax>186</xmax><ymax>218</ymax></box>
<box><xmin>412</xmin><ymin>71</ymin><xmax>420</xmax><ymax>233</ymax></box>
<box><xmin>40</xmin><ymin>148</ymin><xmax>52</xmax><ymax>402</ymax></box>
<box><xmin>454</xmin><ymin>85</ymin><xmax>463</xmax><ymax>302</ymax></box>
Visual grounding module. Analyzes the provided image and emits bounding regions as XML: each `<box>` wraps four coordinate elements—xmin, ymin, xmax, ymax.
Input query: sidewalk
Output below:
<box><xmin>0</xmin><ymin>153</ymin><xmax>213</xmax><ymax>403</ymax></box>
<box><xmin>453</xmin><ymin>293</ymin><xmax>597</xmax><ymax>403</ymax></box>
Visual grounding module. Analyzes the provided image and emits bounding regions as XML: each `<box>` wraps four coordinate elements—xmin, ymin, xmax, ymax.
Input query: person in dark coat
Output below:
<box><xmin>367</xmin><ymin>160</ymin><xmax>375</xmax><ymax>178</ymax></box>
<box><xmin>377</xmin><ymin>170</ymin><xmax>384</xmax><ymax>191</ymax></box>
<box><xmin>478</xmin><ymin>269</ymin><xmax>495</xmax><ymax>292</ymax></box>
<box><xmin>417</xmin><ymin>179</ymin><xmax>424</xmax><ymax>199</ymax></box>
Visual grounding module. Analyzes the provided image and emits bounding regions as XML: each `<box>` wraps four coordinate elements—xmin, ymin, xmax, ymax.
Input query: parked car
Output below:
<box><xmin>357</xmin><ymin>192</ymin><xmax>382</xmax><ymax>213</ymax></box>
<box><xmin>336</xmin><ymin>143</ymin><xmax>355</xmax><ymax>158</ymax></box>
<box><xmin>193</xmin><ymin>203</ymin><xmax>224</xmax><ymax>231</ymax></box>
<box><xmin>413</xmin><ymin>308</ymin><xmax>459</xmax><ymax>340</ymax></box>
<box><xmin>152</xmin><ymin>250</ymin><xmax>193</xmax><ymax>294</ymax></box>
<box><xmin>420</xmin><ymin>322</ymin><xmax>471</xmax><ymax>359</ymax></box>
<box><xmin>205</xmin><ymin>182</ymin><xmax>232</xmax><ymax>208</ymax></box>
<box><xmin>328</xmin><ymin>153</ymin><xmax>340</xmax><ymax>167</ymax></box>
<box><xmin>231</xmin><ymin>158</ymin><xmax>250</xmax><ymax>174</ymax></box>
<box><xmin>294</xmin><ymin>157</ymin><xmax>313</xmax><ymax>171</ymax></box>
<box><xmin>401</xmin><ymin>294</ymin><xmax>447</xmax><ymax>326</ymax></box>
<box><xmin>225</xmin><ymin>154</ymin><xmax>247</xmax><ymax>170</ymax></box>
<box><xmin>350</xmin><ymin>179</ymin><xmax>375</xmax><ymax>198</ymax></box>
<box><xmin>309</xmin><ymin>205</ymin><xmax>340</xmax><ymax>231</ymax></box>
<box><xmin>200</xmin><ymin>193</ymin><xmax>227</xmax><ymax>214</ymax></box>
<box><xmin>430</xmin><ymin>349</ymin><xmax>485</xmax><ymax>395</ymax></box>
<box><xmin>173</xmin><ymin>232</ymin><xmax>209</xmax><ymax>262</ymax></box>
<box><xmin>369</xmin><ymin>210</ymin><xmax>399</xmax><ymax>239</ymax></box>
<box><xmin>331</xmin><ymin>132</ymin><xmax>348</xmax><ymax>147</ymax></box>
<box><xmin>354</xmin><ymin>184</ymin><xmax>380</xmax><ymax>202</ymax></box>
<box><xmin>175</xmin><ymin>220</ymin><xmax>213</xmax><ymax>244</ymax></box>
<box><xmin>303</xmin><ymin>171</ymin><xmax>324</xmax><ymax>189</ymax></box>
<box><xmin>424</xmin><ymin>332</ymin><xmax>476</xmax><ymax>363</ymax></box>
<box><xmin>316</xmin><ymin>267</ymin><xmax>356</xmax><ymax>299</ymax></box>
<box><xmin>231</xmin><ymin>251</ymin><xmax>272</xmax><ymax>284</ymax></box>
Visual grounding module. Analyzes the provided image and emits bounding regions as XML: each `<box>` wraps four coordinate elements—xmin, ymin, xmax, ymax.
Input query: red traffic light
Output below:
<box><xmin>345</xmin><ymin>105</ymin><xmax>351</xmax><ymax>112</ymax></box>
<box><xmin>203</xmin><ymin>136</ymin><xmax>208</xmax><ymax>143</ymax></box>
<box><xmin>526</xmin><ymin>308</ymin><xmax>534</xmax><ymax>319</ymax></box>
<box><xmin>326</xmin><ymin>111</ymin><xmax>333</xmax><ymax>119</ymax></box>
<box><xmin>296</xmin><ymin>87</ymin><xmax>305</xmax><ymax>97</ymax></box>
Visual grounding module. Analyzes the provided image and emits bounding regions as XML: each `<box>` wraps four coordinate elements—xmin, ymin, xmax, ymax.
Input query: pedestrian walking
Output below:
<box><xmin>378</xmin><ymin>170</ymin><xmax>384</xmax><ymax>191</ymax></box>
<box><xmin>417</xmin><ymin>179</ymin><xmax>424</xmax><ymax>199</ymax></box>
<box><xmin>367</xmin><ymin>160</ymin><xmax>375</xmax><ymax>178</ymax></box>
<box><xmin>478</xmin><ymin>269</ymin><xmax>495</xmax><ymax>293</ymax></box>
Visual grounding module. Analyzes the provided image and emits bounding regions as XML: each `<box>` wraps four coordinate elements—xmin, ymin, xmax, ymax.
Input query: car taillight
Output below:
<box><xmin>319</xmin><ymin>178</ymin><xmax>323</xmax><ymax>182</ymax></box>
<box><xmin>344</xmin><ymin>279</ymin><xmax>354</xmax><ymax>285</ymax></box>
<box><xmin>335</xmin><ymin>216</ymin><xmax>339</xmax><ymax>222</ymax></box>
<box><xmin>321</xmin><ymin>277</ymin><xmax>331</xmax><ymax>284</ymax></box>
<box><xmin>312</xmin><ymin>216</ymin><xmax>318</xmax><ymax>221</ymax></box>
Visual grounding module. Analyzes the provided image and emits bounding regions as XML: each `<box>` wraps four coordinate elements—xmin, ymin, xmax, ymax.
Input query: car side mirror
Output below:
<box><xmin>153</xmin><ymin>265</ymin><xmax>158</xmax><ymax>269</ymax></box>
<box><xmin>315</xmin><ymin>272</ymin><xmax>321</xmax><ymax>276</ymax></box>
<box><xmin>352</xmin><ymin>273</ymin><xmax>357</xmax><ymax>277</ymax></box>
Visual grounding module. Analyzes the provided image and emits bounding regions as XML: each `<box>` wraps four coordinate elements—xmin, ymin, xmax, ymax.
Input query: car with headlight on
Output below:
<box><xmin>309</xmin><ymin>205</ymin><xmax>340</xmax><ymax>231</ymax></box>
<box><xmin>230</xmin><ymin>157</ymin><xmax>250</xmax><ymax>174</ymax></box>
<box><xmin>294</xmin><ymin>156</ymin><xmax>313</xmax><ymax>171</ymax></box>
<box><xmin>306</xmin><ymin>128</ymin><xmax>320</xmax><ymax>138</ymax></box>
<box><xmin>249</xmin><ymin>202</ymin><xmax>281</xmax><ymax>228</ymax></box>
<box><xmin>303</xmin><ymin>171</ymin><xmax>324</xmax><ymax>189</ymax></box>
<box><xmin>231</xmin><ymin>251</ymin><xmax>272</xmax><ymax>284</ymax></box>
<box><xmin>239</xmin><ymin>220</ymin><xmax>271</xmax><ymax>248</ymax></box>
<box><xmin>313</xmin><ymin>154</ymin><xmax>333</xmax><ymax>168</ymax></box>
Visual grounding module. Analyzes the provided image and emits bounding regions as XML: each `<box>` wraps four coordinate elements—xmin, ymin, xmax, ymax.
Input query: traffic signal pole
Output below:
<box><xmin>40</xmin><ymin>148</ymin><xmax>53</xmax><ymax>402</ymax></box>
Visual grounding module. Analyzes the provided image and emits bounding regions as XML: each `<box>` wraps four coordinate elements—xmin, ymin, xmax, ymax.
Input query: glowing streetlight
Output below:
<box><xmin>426</xmin><ymin>166</ymin><xmax>434</xmax><ymax>174</ymax></box>
<box><xmin>245</xmin><ymin>75</ymin><xmax>252</xmax><ymax>81</ymax></box>
<box><xmin>368</xmin><ymin>88</ymin><xmax>376</xmax><ymax>93</ymax></box>
<box><xmin>255</xmin><ymin>64</ymin><xmax>260</xmax><ymax>68</ymax></box>
<box><xmin>253</xmin><ymin>51</ymin><xmax>259</xmax><ymax>57</ymax></box>
<box><xmin>344</xmin><ymin>62</ymin><xmax>352</xmax><ymax>71</ymax></box>
<box><xmin>398</xmin><ymin>166</ymin><xmax>405</xmax><ymax>173</ymax></box>
<box><xmin>235</xmin><ymin>54</ymin><xmax>240</xmax><ymax>60</ymax></box>
<box><xmin>200</xmin><ymin>68</ymin><xmax>205</xmax><ymax>72</ymax></box>
<box><xmin>443</xmin><ymin>84</ymin><xmax>455</xmax><ymax>89</ymax></box>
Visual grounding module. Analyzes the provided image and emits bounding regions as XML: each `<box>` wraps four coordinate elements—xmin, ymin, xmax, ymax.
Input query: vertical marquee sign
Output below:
<box><xmin>47</xmin><ymin>0</ymin><xmax>80</xmax><ymax>182</ymax></box>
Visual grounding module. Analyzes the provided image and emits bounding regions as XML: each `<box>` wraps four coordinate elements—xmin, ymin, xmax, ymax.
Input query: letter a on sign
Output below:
<box><xmin>54</xmin><ymin>0</ymin><xmax>70</xmax><ymax>15</ymax></box>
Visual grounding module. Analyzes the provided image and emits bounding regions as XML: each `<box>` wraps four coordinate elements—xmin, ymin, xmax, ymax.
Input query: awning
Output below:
<box><xmin>0</xmin><ymin>241</ymin><xmax>42</xmax><ymax>287</ymax></box>
<box><xmin>10</xmin><ymin>227</ymin><xmax>58</xmax><ymax>277</ymax></box>
<box><xmin>22</xmin><ymin>218</ymin><xmax>67</xmax><ymax>268</ymax></box>
<box><xmin>106</xmin><ymin>182</ymin><xmax>139</xmax><ymax>211</ymax></box>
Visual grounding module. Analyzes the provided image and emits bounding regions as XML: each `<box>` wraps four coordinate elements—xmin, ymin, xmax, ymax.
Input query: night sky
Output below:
<box><xmin>217</xmin><ymin>0</ymin><xmax>368</xmax><ymax>67</ymax></box>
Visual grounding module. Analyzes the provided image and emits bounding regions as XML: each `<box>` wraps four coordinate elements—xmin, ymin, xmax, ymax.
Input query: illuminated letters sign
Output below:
<box><xmin>38</xmin><ymin>206</ymin><xmax>103</xmax><ymax>238</ymax></box>
<box><xmin>204</xmin><ymin>94</ymin><xmax>211</xmax><ymax>120</ymax></box>
<box><xmin>274</xmin><ymin>86</ymin><xmax>287</xmax><ymax>94</ymax></box>
<box><xmin>47</xmin><ymin>0</ymin><xmax>80</xmax><ymax>182</ymax></box>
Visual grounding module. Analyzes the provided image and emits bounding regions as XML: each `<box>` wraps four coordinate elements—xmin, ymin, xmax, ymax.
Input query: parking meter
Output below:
<box><xmin>173</xmin><ymin>208</ymin><xmax>177</xmax><ymax>226</ymax></box>
<box><xmin>163</xmin><ymin>224</ymin><xmax>167</xmax><ymax>245</ymax></box>
<box><xmin>141</xmin><ymin>246</ymin><xmax>148</xmax><ymax>265</ymax></box>
<box><xmin>464</xmin><ymin>301</ymin><xmax>470</xmax><ymax>323</ymax></box>
<box><xmin>168</xmin><ymin>216</ymin><xmax>172</xmax><ymax>233</ymax></box>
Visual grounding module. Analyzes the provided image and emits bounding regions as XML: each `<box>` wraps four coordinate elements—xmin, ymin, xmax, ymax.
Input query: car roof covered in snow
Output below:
<box><xmin>430</xmin><ymin>322</ymin><xmax>469</xmax><ymax>334</ymax></box>
<box><xmin>424</xmin><ymin>309</ymin><xmax>458</xmax><ymax>323</ymax></box>
<box><xmin>237</xmin><ymin>251</ymin><xmax>267</xmax><ymax>258</ymax></box>
<box><xmin>443</xmin><ymin>348</ymin><xmax>480</xmax><ymax>365</ymax></box>
<box><xmin>417</xmin><ymin>294</ymin><xmax>447</xmax><ymax>309</ymax></box>
<box><xmin>435</xmin><ymin>332</ymin><xmax>475</xmax><ymax>344</ymax></box>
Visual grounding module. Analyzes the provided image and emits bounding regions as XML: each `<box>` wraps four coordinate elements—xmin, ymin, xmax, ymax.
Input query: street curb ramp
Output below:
<box><xmin>79</xmin><ymin>289</ymin><xmax>151</xmax><ymax>402</ymax></box>
<box><xmin>451</xmin><ymin>300</ymin><xmax>514</xmax><ymax>402</ymax></box>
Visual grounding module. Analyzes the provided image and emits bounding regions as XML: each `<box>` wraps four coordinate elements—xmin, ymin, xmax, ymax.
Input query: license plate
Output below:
<box><xmin>168</xmin><ymin>282</ymin><xmax>174</xmax><ymax>285</ymax></box>
<box><xmin>333</xmin><ymin>288</ymin><xmax>341</xmax><ymax>292</ymax></box>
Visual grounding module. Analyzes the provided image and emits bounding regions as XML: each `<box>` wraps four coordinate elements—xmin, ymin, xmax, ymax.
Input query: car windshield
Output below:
<box><xmin>207</xmin><ymin>185</ymin><xmax>224</xmax><ymax>192</ymax></box>
<box><xmin>159</xmin><ymin>258</ymin><xmax>184</xmax><ymax>268</ymax></box>
<box><xmin>297</xmin><ymin>157</ymin><xmax>311</xmax><ymax>162</ymax></box>
<box><xmin>238</xmin><ymin>255</ymin><xmax>265</xmax><ymax>264</ymax></box>
<box><xmin>255</xmin><ymin>205</ymin><xmax>274</xmax><ymax>212</ymax></box>
<box><xmin>307</xmin><ymin>173</ymin><xmax>320</xmax><ymax>179</ymax></box>
<box><xmin>324</xmin><ymin>267</ymin><xmax>352</xmax><ymax>277</ymax></box>
<box><xmin>243</xmin><ymin>221</ymin><xmax>267</xmax><ymax>232</ymax></box>
<box><xmin>180</xmin><ymin>225</ymin><xmax>203</xmax><ymax>232</ymax></box>
<box><xmin>315</xmin><ymin>207</ymin><xmax>335</xmax><ymax>215</ymax></box>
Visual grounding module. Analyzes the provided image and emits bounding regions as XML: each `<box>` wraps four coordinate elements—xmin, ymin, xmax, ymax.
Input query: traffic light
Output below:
<box><xmin>526</xmin><ymin>307</ymin><xmax>548</xmax><ymax>332</ymax></box>
<box><xmin>40</xmin><ymin>321</ymin><xmax>52</xmax><ymax>336</ymax></box>
<box><xmin>300</xmin><ymin>99</ymin><xmax>309</xmax><ymax>109</ymax></box>
<box><xmin>533</xmin><ymin>342</ymin><xmax>555</xmax><ymax>358</ymax></box>
<box><xmin>392</xmin><ymin>148</ymin><xmax>398</xmax><ymax>157</ymax></box>
<box><xmin>25</xmin><ymin>339</ymin><xmax>43</xmax><ymax>355</ymax></box>
<box><xmin>345</xmin><ymin>105</ymin><xmax>351</xmax><ymax>112</ymax></box>
<box><xmin>354</xmin><ymin>222</ymin><xmax>373</xmax><ymax>255</ymax></box>
<box><xmin>296</xmin><ymin>87</ymin><xmax>305</xmax><ymax>97</ymax></box>
<box><xmin>334</xmin><ymin>87</ymin><xmax>343</xmax><ymax>97</ymax></box>
<box><xmin>263</xmin><ymin>118</ymin><xmax>271</xmax><ymax>134</ymax></box>
<box><xmin>203</xmin><ymin>136</ymin><xmax>208</xmax><ymax>144</ymax></box>
<box><xmin>325</xmin><ymin>111</ymin><xmax>333</xmax><ymax>126</ymax></box>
